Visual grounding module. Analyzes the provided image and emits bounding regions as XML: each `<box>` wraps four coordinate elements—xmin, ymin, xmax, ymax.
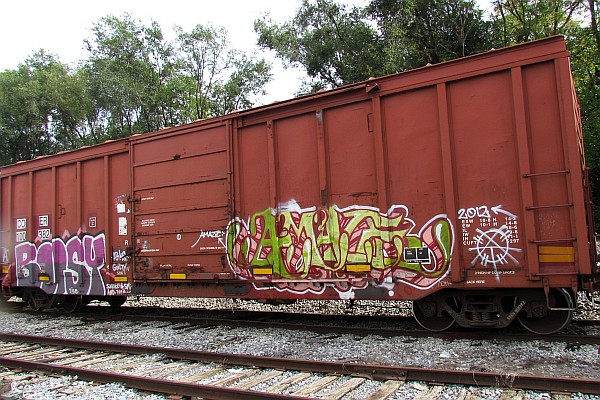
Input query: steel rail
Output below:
<box><xmin>0</xmin><ymin>356</ymin><xmax>306</xmax><ymax>400</ymax></box>
<box><xmin>0</xmin><ymin>333</ymin><xmax>597</xmax><ymax>395</ymax></box>
<box><xmin>51</xmin><ymin>309</ymin><xmax>600</xmax><ymax>345</ymax></box>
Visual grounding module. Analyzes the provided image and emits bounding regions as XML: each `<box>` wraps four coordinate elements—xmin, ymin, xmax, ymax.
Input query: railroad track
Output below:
<box><xmin>10</xmin><ymin>303</ymin><xmax>599</xmax><ymax>345</ymax></box>
<box><xmin>0</xmin><ymin>332</ymin><xmax>597</xmax><ymax>399</ymax></box>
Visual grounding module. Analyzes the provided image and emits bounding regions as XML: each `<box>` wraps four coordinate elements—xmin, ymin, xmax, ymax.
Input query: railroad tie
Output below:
<box><xmin>323</xmin><ymin>377</ymin><xmax>366</xmax><ymax>400</ymax></box>
<box><xmin>414</xmin><ymin>384</ymin><xmax>444</xmax><ymax>400</ymax></box>
<box><xmin>368</xmin><ymin>380</ymin><xmax>404</xmax><ymax>400</ymax></box>
<box><xmin>292</xmin><ymin>375</ymin><xmax>339</xmax><ymax>397</ymax></box>
<box><xmin>499</xmin><ymin>389</ymin><xmax>525</xmax><ymax>400</ymax></box>
<box><xmin>233</xmin><ymin>369</ymin><xmax>284</xmax><ymax>390</ymax></box>
<box><xmin>210</xmin><ymin>368</ymin><xmax>260</xmax><ymax>386</ymax></box>
<box><xmin>177</xmin><ymin>367</ymin><xmax>225</xmax><ymax>383</ymax></box>
<box><xmin>264</xmin><ymin>372</ymin><xmax>312</xmax><ymax>393</ymax></box>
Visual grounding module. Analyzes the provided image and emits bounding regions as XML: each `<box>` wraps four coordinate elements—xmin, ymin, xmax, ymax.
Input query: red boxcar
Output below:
<box><xmin>1</xmin><ymin>36</ymin><xmax>598</xmax><ymax>333</ymax></box>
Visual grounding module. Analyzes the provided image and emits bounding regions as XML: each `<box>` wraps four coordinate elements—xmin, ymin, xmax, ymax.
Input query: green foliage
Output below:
<box><xmin>255</xmin><ymin>0</ymin><xmax>493</xmax><ymax>91</ymax></box>
<box><xmin>255</xmin><ymin>0</ymin><xmax>383</xmax><ymax>90</ymax></box>
<box><xmin>569</xmin><ymin>1</ymin><xmax>600</xmax><ymax>228</ymax></box>
<box><xmin>368</xmin><ymin>0</ymin><xmax>495</xmax><ymax>69</ymax></box>
<box><xmin>0</xmin><ymin>51</ymin><xmax>88</xmax><ymax>164</ymax></box>
<box><xmin>176</xmin><ymin>25</ymin><xmax>272</xmax><ymax>119</ymax></box>
<box><xmin>491</xmin><ymin>0</ymin><xmax>583</xmax><ymax>44</ymax></box>
<box><xmin>0</xmin><ymin>14</ymin><xmax>272</xmax><ymax>165</ymax></box>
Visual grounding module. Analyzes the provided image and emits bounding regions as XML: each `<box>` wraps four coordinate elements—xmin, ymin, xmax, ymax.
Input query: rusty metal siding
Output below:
<box><xmin>0</xmin><ymin>140</ymin><xmax>131</xmax><ymax>296</ymax></box>
<box><xmin>0</xmin><ymin>36</ymin><xmax>593</xmax><ymax>301</ymax></box>
<box><xmin>324</xmin><ymin>101</ymin><xmax>378</xmax><ymax>208</ymax></box>
<box><xmin>274</xmin><ymin>113</ymin><xmax>321</xmax><ymax>208</ymax></box>
<box><xmin>222</xmin><ymin>36</ymin><xmax>592</xmax><ymax>297</ymax></box>
<box><xmin>130</xmin><ymin>124</ymin><xmax>232</xmax><ymax>281</ymax></box>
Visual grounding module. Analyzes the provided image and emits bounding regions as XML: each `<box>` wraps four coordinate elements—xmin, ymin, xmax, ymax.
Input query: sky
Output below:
<box><xmin>0</xmin><ymin>0</ymin><xmax>493</xmax><ymax>105</ymax></box>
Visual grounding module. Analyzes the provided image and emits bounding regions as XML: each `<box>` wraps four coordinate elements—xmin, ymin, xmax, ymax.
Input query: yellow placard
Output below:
<box><xmin>346</xmin><ymin>264</ymin><xmax>372</xmax><ymax>273</ymax></box>
<box><xmin>252</xmin><ymin>267</ymin><xmax>273</xmax><ymax>275</ymax></box>
<box><xmin>538</xmin><ymin>246</ymin><xmax>575</xmax><ymax>255</ymax></box>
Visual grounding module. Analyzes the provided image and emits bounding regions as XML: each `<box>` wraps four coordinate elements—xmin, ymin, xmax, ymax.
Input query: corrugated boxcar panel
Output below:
<box><xmin>81</xmin><ymin>158</ymin><xmax>105</xmax><ymax>234</ymax></box>
<box><xmin>133</xmin><ymin>253</ymin><xmax>228</xmax><ymax>280</ymax></box>
<box><xmin>274</xmin><ymin>113</ymin><xmax>321</xmax><ymax>208</ymax></box>
<box><xmin>325</xmin><ymin>101</ymin><xmax>378</xmax><ymax>208</ymax></box>
<box><xmin>32</xmin><ymin>169</ymin><xmax>53</xmax><ymax>242</ymax></box>
<box><xmin>132</xmin><ymin>124</ymin><xmax>227</xmax><ymax>166</ymax></box>
<box><xmin>522</xmin><ymin>62</ymin><xmax>572</xmax><ymax>244</ymax></box>
<box><xmin>131</xmin><ymin>127</ymin><xmax>232</xmax><ymax>279</ymax></box>
<box><xmin>135</xmin><ymin>208</ymin><xmax>229</xmax><ymax>235</ymax></box>
<box><xmin>237</xmin><ymin>123</ymin><xmax>271</xmax><ymax>216</ymax></box>
<box><xmin>135</xmin><ymin>179</ymin><xmax>229</xmax><ymax>214</ymax></box>
<box><xmin>109</xmin><ymin>152</ymin><xmax>132</xmax><ymax>247</ymax></box>
<box><xmin>0</xmin><ymin>177</ymin><xmax>11</xmax><ymax>267</ymax></box>
<box><xmin>12</xmin><ymin>174</ymin><xmax>30</xmax><ymax>245</ymax></box>
<box><xmin>55</xmin><ymin>164</ymin><xmax>78</xmax><ymax>237</ymax></box>
<box><xmin>446</xmin><ymin>71</ymin><xmax>525</xmax><ymax>271</ymax></box>
<box><xmin>133</xmin><ymin>151</ymin><xmax>228</xmax><ymax>190</ymax></box>
<box><xmin>383</xmin><ymin>86</ymin><xmax>445</xmax><ymax>223</ymax></box>
<box><xmin>105</xmin><ymin>151</ymin><xmax>133</xmax><ymax>295</ymax></box>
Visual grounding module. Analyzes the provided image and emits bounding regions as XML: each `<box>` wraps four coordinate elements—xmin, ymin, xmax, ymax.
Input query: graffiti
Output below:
<box><xmin>470</xmin><ymin>225</ymin><xmax>522</xmax><ymax>268</ymax></box>
<box><xmin>113</xmin><ymin>249</ymin><xmax>127</xmax><ymax>261</ymax></box>
<box><xmin>226</xmin><ymin>202</ymin><xmax>454</xmax><ymax>294</ymax></box>
<box><xmin>106</xmin><ymin>282</ymin><xmax>131</xmax><ymax>296</ymax></box>
<box><xmin>111</xmin><ymin>249</ymin><xmax>130</xmax><ymax>274</ymax></box>
<box><xmin>191</xmin><ymin>230</ymin><xmax>226</xmax><ymax>251</ymax></box>
<box><xmin>14</xmin><ymin>233</ymin><xmax>108</xmax><ymax>296</ymax></box>
<box><xmin>460</xmin><ymin>204</ymin><xmax>521</xmax><ymax>274</ymax></box>
<box><xmin>1</xmin><ymin>247</ymin><xmax>7</xmax><ymax>264</ymax></box>
<box><xmin>457</xmin><ymin>205</ymin><xmax>518</xmax><ymax>220</ymax></box>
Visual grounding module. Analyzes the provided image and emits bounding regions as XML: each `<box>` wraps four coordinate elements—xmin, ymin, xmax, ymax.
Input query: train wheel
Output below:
<box><xmin>516</xmin><ymin>289</ymin><xmax>573</xmax><ymax>335</ymax></box>
<box><xmin>413</xmin><ymin>295</ymin><xmax>456</xmax><ymax>332</ymax></box>
<box><xmin>25</xmin><ymin>289</ymin><xmax>57</xmax><ymax>311</ymax></box>
<box><xmin>107</xmin><ymin>296</ymin><xmax>127</xmax><ymax>308</ymax></box>
<box><xmin>60</xmin><ymin>295</ymin><xmax>83</xmax><ymax>313</ymax></box>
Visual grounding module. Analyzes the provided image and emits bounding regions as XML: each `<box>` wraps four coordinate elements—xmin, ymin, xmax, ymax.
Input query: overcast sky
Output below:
<box><xmin>0</xmin><ymin>0</ymin><xmax>493</xmax><ymax>105</ymax></box>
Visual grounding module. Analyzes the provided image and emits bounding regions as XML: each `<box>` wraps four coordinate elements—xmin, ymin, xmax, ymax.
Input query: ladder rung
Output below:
<box><xmin>530</xmin><ymin>238</ymin><xmax>576</xmax><ymax>244</ymax></box>
<box><xmin>526</xmin><ymin>203</ymin><xmax>573</xmax><ymax>210</ymax></box>
<box><xmin>523</xmin><ymin>169</ymin><xmax>570</xmax><ymax>178</ymax></box>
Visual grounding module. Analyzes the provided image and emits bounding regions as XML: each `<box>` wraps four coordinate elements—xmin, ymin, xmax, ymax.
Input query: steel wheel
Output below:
<box><xmin>413</xmin><ymin>295</ymin><xmax>456</xmax><ymax>332</ymax></box>
<box><xmin>25</xmin><ymin>289</ymin><xmax>58</xmax><ymax>311</ymax></box>
<box><xmin>59</xmin><ymin>295</ymin><xmax>83</xmax><ymax>313</ymax></box>
<box><xmin>107</xmin><ymin>296</ymin><xmax>127</xmax><ymax>308</ymax></box>
<box><xmin>516</xmin><ymin>288</ymin><xmax>573</xmax><ymax>335</ymax></box>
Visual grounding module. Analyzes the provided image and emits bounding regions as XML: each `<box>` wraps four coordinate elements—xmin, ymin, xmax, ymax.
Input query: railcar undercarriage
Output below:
<box><xmin>413</xmin><ymin>288</ymin><xmax>575</xmax><ymax>335</ymax></box>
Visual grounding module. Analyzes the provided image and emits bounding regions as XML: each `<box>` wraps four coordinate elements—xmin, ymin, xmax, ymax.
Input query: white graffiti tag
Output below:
<box><xmin>469</xmin><ymin>225</ymin><xmax>522</xmax><ymax>269</ymax></box>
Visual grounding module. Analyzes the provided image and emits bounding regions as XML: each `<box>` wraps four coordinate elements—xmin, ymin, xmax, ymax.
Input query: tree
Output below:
<box><xmin>84</xmin><ymin>14</ymin><xmax>173</xmax><ymax>139</ymax></box>
<box><xmin>255</xmin><ymin>0</ymin><xmax>383</xmax><ymax>91</ymax></box>
<box><xmin>368</xmin><ymin>0</ymin><xmax>494</xmax><ymax>69</ymax></box>
<box><xmin>176</xmin><ymin>24</ymin><xmax>272</xmax><ymax>120</ymax></box>
<box><xmin>569</xmin><ymin>1</ymin><xmax>600</xmax><ymax>227</ymax></box>
<box><xmin>254</xmin><ymin>0</ymin><xmax>492</xmax><ymax>92</ymax></box>
<box><xmin>176</xmin><ymin>24</ymin><xmax>229</xmax><ymax>120</ymax></box>
<box><xmin>211</xmin><ymin>52</ymin><xmax>271</xmax><ymax>115</ymax></box>
<box><xmin>491</xmin><ymin>0</ymin><xmax>583</xmax><ymax>45</ymax></box>
<box><xmin>0</xmin><ymin>14</ymin><xmax>274</xmax><ymax>167</ymax></box>
<box><xmin>0</xmin><ymin>51</ymin><xmax>88</xmax><ymax>165</ymax></box>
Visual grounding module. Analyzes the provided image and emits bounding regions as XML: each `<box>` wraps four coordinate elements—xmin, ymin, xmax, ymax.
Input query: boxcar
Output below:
<box><xmin>1</xmin><ymin>36</ymin><xmax>598</xmax><ymax>334</ymax></box>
